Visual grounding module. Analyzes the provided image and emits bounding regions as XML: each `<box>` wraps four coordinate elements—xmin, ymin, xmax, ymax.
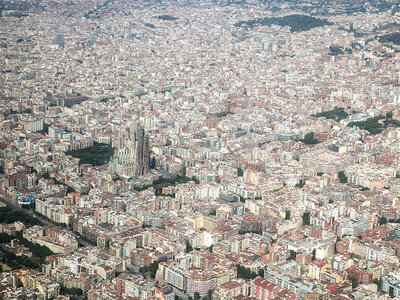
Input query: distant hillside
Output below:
<box><xmin>234</xmin><ymin>14</ymin><xmax>333</xmax><ymax>32</ymax></box>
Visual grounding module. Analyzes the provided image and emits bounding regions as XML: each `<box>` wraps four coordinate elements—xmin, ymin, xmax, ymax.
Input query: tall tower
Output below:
<box><xmin>110</xmin><ymin>120</ymin><xmax>150</xmax><ymax>178</ymax></box>
<box><xmin>133</xmin><ymin>125</ymin><xmax>150</xmax><ymax>177</ymax></box>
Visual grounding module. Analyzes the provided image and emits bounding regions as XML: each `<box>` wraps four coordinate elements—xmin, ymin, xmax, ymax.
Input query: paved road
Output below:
<box><xmin>0</xmin><ymin>196</ymin><xmax>52</xmax><ymax>226</ymax></box>
<box><xmin>0</xmin><ymin>196</ymin><xmax>92</xmax><ymax>248</ymax></box>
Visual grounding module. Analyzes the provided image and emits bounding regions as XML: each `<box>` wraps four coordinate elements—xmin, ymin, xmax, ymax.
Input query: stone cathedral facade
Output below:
<box><xmin>109</xmin><ymin>121</ymin><xmax>150</xmax><ymax>178</ymax></box>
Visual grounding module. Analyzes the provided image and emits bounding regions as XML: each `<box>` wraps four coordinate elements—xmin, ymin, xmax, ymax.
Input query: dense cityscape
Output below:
<box><xmin>1</xmin><ymin>0</ymin><xmax>400</xmax><ymax>299</ymax></box>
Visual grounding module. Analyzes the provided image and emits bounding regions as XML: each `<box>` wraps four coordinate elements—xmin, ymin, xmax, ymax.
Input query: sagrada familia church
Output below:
<box><xmin>109</xmin><ymin>120</ymin><xmax>150</xmax><ymax>178</ymax></box>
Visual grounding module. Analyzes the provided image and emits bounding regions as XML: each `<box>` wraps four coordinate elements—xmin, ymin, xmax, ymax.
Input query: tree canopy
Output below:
<box><xmin>300</xmin><ymin>132</ymin><xmax>319</xmax><ymax>145</ymax></box>
<box><xmin>234</xmin><ymin>14</ymin><xmax>333</xmax><ymax>33</ymax></box>
<box><xmin>0</xmin><ymin>206</ymin><xmax>43</xmax><ymax>226</ymax></box>
<box><xmin>139</xmin><ymin>261</ymin><xmax>159</xmax><ymax>278</ymax></box>
<box><xmin>347</xmin><ymin>114</ymin><xmax>400</xmax><ymax>135</ymax></box>
<box><xmin>157</xmin><ymin>15</ymin><xmax>179</xmax><ymax>21</ymax></box>
<box><xmin>379</xmin><ymin>32</ymin><xmax>400</xmax><ymax>45</ymax></box>
<box><xmin>313</xmin><ymin>107</ymin><xmax>348</xmax><ymax>121</ymax></box>
<box><xmin>338</xmin><ymin>171</ymin><xmax>348</xmax><ymax>183</ymax></box>
<box><xmin>66</xmin><ymin>142</ymin><xmax>114</xmax><ymax>166</ymax></box>
<box><xmin>134</xmin><ymin>174</ymin><xmax>199</xmax><ymax>195</ymax></box>
<box><xmin>236</xmin><ymin>264</ymin><xmax>258</xmax><ymax>280</ymax></box>
<box><xmin>302</xmin><ymin>212</ymin><xmax>310</xmax><ymax>226</ymax></box>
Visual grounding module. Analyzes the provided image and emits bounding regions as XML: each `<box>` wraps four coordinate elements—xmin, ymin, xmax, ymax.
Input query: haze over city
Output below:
<box><xmin>1</xmin><ymin>0</ymin><xmax>400</xmax><ymax>299</ymax></box>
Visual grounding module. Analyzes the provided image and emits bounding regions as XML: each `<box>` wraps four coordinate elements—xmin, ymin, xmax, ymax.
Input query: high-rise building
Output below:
<box><xmin>109</xmin><ymin>121</ymin><xmax>150</xmax><ymax>178</ymax></box>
